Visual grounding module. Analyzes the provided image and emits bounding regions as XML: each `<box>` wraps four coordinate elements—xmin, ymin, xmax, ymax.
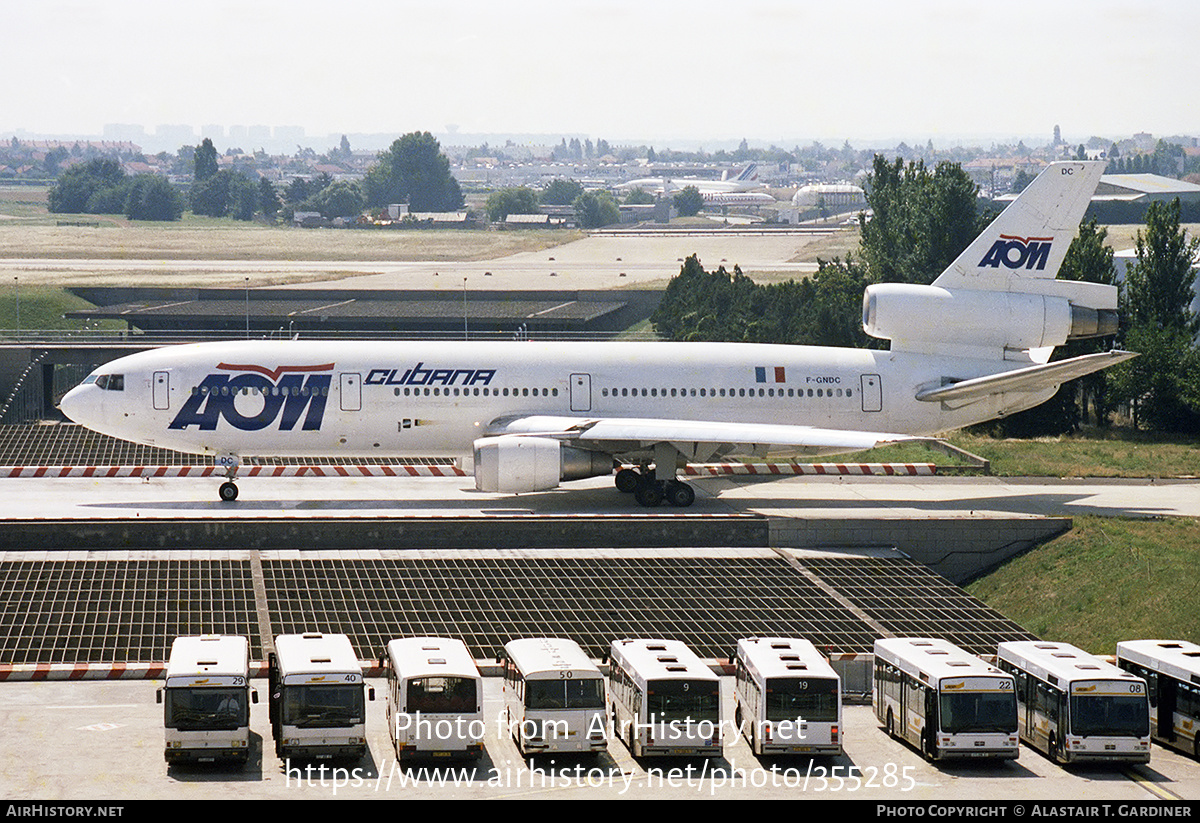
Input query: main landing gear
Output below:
<box><xmin>614</xmin><ymin>443</ymin><xmax>697</xmax><ymax>508</ymax></box>
<box><xmin>615</xmin><ymin>468</ymin><xmax>696</xmax><ymax>507</ymax></box>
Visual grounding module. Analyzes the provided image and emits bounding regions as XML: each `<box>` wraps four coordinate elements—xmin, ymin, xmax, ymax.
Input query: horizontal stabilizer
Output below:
<box><xmin>915</xmin><ymin>350</ymin><xmax>1137</xmax><ymax>404</ymax></box>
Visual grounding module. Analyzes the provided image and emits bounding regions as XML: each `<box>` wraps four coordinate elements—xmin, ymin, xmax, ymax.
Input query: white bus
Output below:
<box><xmin>500</xmin><ymin>638</ymin><xmax>607</xmax><ymax>756</ymax></box>
<box><xmin>874</xmin><ymin>638</ymin><xmax>1018</xmax><ymax>761</ymax></box>
<box><xmin>734</xmin><ymin>637</ymin><xmax>842</xmax><ymax>757</ymax></box>
<box><xmin>608</xmin><ymin>638</ymin><xmax>722</xmax><ymax>758</ymax></box>
<box><xmin>1116</xmin><ymin>639</ymin><xmax>1200</xmax><ymax>759</ymax></box>
<box><xmin>269</xmin><ymin>632</ymin><xmax>374</xmax><ymax>761</ymax></box>
<box><xmin>997</xmin><ymin>640</ymin><xmax>1150</xmax><ymax>764</ymax></box>
<box><xmin>158</xmin><ymin>635</ymin><xmax>255</xmax><ymax>764</ymax></box>
<box><xmin>385</xmin><ymin>637</ymin><xmax>485</xmax><ymax>761</ymax></box>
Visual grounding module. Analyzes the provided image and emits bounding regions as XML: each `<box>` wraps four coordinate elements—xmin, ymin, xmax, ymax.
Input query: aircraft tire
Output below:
<box><xmin>614</xmin><ymin>469</ymin><xmax>640</xmax><ymax>493</ymax></box>
<box><xmin>634</xmin><ymin>482</ymin><xmax>663</xmax><ymax>507</ymax></box>
<box><xmin>665</xmin><ymin>481</ymin><xmax>695</xmax><ymax>507</ymax></box>
<box><xmin>219</xmin><ymin>481</ymin><xmax>239</xmax><ymax>502</ymax></box>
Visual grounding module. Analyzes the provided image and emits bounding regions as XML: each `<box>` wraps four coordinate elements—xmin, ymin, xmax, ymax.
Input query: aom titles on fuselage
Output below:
<box><xmin>59</xmin><ymin>161</ymin><xmax>1134</xmax><ymax>507</ymax></box>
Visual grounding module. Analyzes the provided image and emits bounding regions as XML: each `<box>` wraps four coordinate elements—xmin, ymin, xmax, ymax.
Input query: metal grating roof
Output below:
<box><xmin>804</xmin><ymin>555</ymin><xmax>1037</xmax><ymax>656</ymax></box>
<box><xmin>0</xmin><ymin>558</ymin><xmax>259</xmax><ymax>664</ymax></box>
<box><xmin>0</xmin><ymin>424</ymin><xmax>452</xmax><ymax>466</ymax></box>
<box><xmin>0</xmin><ymin>550</ymin><xmax>1030</xmax><ymax>665</ymax></box>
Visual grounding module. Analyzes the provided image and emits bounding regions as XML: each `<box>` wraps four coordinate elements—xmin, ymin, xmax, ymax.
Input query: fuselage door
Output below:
<box><xmin>340</xmin><ymin>372</ymin><xmax>362</xmax><ymax>412</ymax></box>
<box><xmin>570</xmin><ymin>373</ymin><xmax>591</xmax><ymax>412</ymax></box>
<box><xmin>153</xmin><ymin>371</ymin><xmax>170</xmax><ymax>410</ymax></box>
<box><xmin>861</xmin><ymin>374</ymin><xmax>882</xmax><ymax>413</ymax></box>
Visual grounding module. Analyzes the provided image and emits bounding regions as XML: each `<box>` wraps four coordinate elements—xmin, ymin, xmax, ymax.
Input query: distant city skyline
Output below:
<box><xmin>7</xmin><ymin>0</ymin><xmax>1199</xmax><ymax>149</ymax></box>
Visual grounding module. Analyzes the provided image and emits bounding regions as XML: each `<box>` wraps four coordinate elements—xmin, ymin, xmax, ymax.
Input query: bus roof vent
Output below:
<box><xmin>784</xmin><ymin>663</ymin><xmax>809</xmax><ymax>671</ymax></box>
<box><xmin>647</xmin><ymin>644</ymin><xmax>668</xmax><ymax>651</ymax></box>
<box><xmin>657</xmin><ymin>656</ymin><xmax>678</xmax><ymax>663</ymax></box>
<box><xmin>428</xmin><ymin>658</ymin><xmax>447</xmax><ymax>665</ymax></box>
<box><xmin>665</xmin><ymin>665</ymin><xmax>687</xmax><ymax>672</ymax></box>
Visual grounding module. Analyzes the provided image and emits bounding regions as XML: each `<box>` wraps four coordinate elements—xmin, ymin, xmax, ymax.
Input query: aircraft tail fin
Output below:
<box><xmin>864</xmin><ymin>161</ymin><xmax>1119</xmax><ymax>362</ymax></box>
<box><xmin>933</xmin><ymin>160</ymin><xmax>1105</xmax><ymax>291</ymax></box>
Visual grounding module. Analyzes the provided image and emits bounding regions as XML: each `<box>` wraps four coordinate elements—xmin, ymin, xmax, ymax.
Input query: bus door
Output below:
<box><xmin>340</xmin><ymin>372</ymin><xmax>361</xmax><ymax>412</ymax></box>
<box><xmin>861</xmin><ymin>374</ymin><xmax>882</xmax><ymax>412</ymax></box>
<box><xmin>570</xmin><ymin>373</ymin><xmax>591</xmax><ymax>412</ymax></box>
<box><xmin>1158</xmin><ymin>677</ymin><xmax>1177</xmax><ymax>741</ymax></box>
<box><xmin>153</xmin><ymin>371</ymin><xmax>170</xmax><ymax>410</ymax></box>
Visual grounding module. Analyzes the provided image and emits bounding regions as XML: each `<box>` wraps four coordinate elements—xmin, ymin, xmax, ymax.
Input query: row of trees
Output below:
<box><xmin>48</xmin><ymin>132</ymin><xmax>464</xmax><ymax>223</ymax></box>
<box><xmin>652</xmin><ymin>156</ymin><xmax>1200</xmax><ymax>434</ymax></box>
<box><xmin>46</xmin><ymin>158</ymin><xmax>185</xmax><ymax>221</ymax></box>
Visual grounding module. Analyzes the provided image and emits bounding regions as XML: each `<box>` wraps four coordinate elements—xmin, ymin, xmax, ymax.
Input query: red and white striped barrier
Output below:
<box><xmin>0</xmin><ymin>465</ymin><xmax>470</xmax><ymax>479</ymax></box>
<box><xmin>0</xmin><ymin>462</ymin><xmax>934</xmax><ymax>480</ymax></box>
<box><xmin>682</xmin><ymin>463</ymin><xmax>936</xmax><ymax>477</ymax></box>
<box><xmin>0</xmin><ymin>662</ymin><xmax>167</xmax><ymax>681</ymax></box>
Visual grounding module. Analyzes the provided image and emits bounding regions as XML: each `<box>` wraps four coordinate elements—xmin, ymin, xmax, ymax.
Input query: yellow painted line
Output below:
<box><xmin>1125</xmin><ymin>766</ymin><xmax>1183</xmax><ymax>801</ymax></box>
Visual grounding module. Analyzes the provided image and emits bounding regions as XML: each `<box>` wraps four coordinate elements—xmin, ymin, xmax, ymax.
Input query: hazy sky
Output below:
<box><xmin>6</xmin><ymin>0</ymin><xmax>1198</xmax><ymax>145</ymax></box>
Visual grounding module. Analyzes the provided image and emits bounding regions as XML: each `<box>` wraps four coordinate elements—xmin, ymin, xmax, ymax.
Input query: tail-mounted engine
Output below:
<box><xmin>862</xmin><ymin>283</ymin><xmax>1118</xmax><ymax>358</ymax></box>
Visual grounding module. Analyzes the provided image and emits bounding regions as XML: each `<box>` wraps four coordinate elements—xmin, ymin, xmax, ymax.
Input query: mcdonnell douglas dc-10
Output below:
<box><xmin>60</xmin><ymin>161</ymin><xmax>1133</xmax><ymax>507</ymax></box>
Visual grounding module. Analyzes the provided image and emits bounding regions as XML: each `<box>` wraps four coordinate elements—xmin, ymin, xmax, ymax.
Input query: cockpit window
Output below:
<box><xmin>82</xmin><ymin>375</ymin><xmax>97</xmax><ymax>385</ymax></box>
<box><xmin>94</xmin><ymin>374</ymin><xmax>125</xmax><ymax>391</ymax></box>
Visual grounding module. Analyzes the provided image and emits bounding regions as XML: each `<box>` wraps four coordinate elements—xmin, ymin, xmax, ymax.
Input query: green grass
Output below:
<box><xmin>854</xmin><ymin>430</ymin><xmax>1200</xmax><ymax>478</ymax></box>
<box><xmin>967</xmin><ymin>515</ymin><xmax>1200</xmax><ymax>654</ymax></box>
<box><xmin>0</xmin><ymin>286</ymin><xmax>123</xmax><ymax>331</ymax></box>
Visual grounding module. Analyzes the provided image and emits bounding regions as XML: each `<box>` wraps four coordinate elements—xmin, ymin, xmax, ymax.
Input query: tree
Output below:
<box><xmin>858</xmin><ymin>156</ymin><xmax>981</xmax><ymax>285</ymax></box>
<box><xmin>124</xmin><ymin>174</ymin><xmax>185</xmax><ymax>221</ymax></box>
<box><xmin>539</xmin><ymin>178</ymin><xmax>583</xmax><ymax>206</ymax></box>
<box><xmin>194</xmin><ymin>138</ymin><xmax>218</xmax><ymax>182</ymax></box>
<box><xmin>573</xmin><ymin>190</ymin><xmax>620</xmax><ymax>229</ymax></box>
<box><xmin>486</xmin><ymin>187</ymin><xmax>539</xmax><ymax>222</ymax></box>
<box><xmin>305</xmin><ymin>179</ymin><xmax>364</xmax><ymax>219</ymax></box>
<box><xmin>362</xmin><ymin>132</ymin><xmax>463</xmax><ymax>212</ymax></box>
<box><xmin>1111</xmin><ymin>198</ymin><xmax>1200</xmax><ymax>431</ymax></box>
<box><xmin>47</xmin><ymin>158</ymin><xmax>127</xmax><ymax>213</ymax></box>
<box><xmin>673</xmin><ymin>185</ymin><xmax>704</xmax><ymax>217</ymax></box>
<box><xmin>258</xmin><ymin>177</ymin><xmax>280</xmax><ymax>220</ymax></box>
<box><xmin>623</xmin><ymin>187</ymin><xmax>655</xmax><ymax>205</ymax></box>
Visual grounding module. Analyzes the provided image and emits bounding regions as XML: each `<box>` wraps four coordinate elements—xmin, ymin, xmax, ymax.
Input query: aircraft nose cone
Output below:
<box><xmin>58</xmin><ymin>384</ymin><xmax>90</xmax><ymax>425</ymax></box>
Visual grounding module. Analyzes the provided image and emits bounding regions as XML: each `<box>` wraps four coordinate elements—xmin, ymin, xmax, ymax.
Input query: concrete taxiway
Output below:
<box><xmin>0</xmin><ymin>472</ymin><xmax>1195</xmax><ymax>522</ymax></box>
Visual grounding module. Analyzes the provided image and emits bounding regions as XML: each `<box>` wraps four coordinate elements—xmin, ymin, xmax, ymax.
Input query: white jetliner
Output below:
<box><xmin>617</xmin><ymin>162</ymin><xmax>769</xmax><ymax>196</ymax></box>
<box><xmin>60</xmin><ymin>161</ymin><xmax>1132</xmax><ymax>507</ymax></box>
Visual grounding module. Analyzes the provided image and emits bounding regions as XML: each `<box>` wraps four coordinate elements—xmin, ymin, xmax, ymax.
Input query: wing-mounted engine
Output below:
<box><xmin>862</xmin><ymin>282</ymin><xmax>1119</xmax><ymax>360</ymax></box>
<box><xmin>473</xmin><ymin>436</ymin><xmax>614</xmax><ymax>493</ymax></box>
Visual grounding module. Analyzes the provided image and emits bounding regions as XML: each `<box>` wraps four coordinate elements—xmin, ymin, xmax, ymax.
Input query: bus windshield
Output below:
<box><xmin>1070</xmin><ymin>694</ymin><xmax>1149</xmax><ymax>737</ymax></box>
<box><xmin>939</xmin><ymin>691</ymin><xmax>1017</xmax><ymax>734</ymax></box>
<box><xmin>647</xmin><ymin>680</ymin><xmax>720</xmax><ymax>723</ymax></box>
<box><xmin>766</xmin><ymin>678</ymin><xmax>839</xmax><ymax>723</ymax></box>
<box><xmin>165</xmin><ymin>688</ymin><xmax>248</xmax><ymax>730</ymax></box>
<box><xmin>406</xmin><ymin>676</ymin><xmax>478</xmax><ymax>713</ymax></box>
<box><xmin>525</xmin><ymin>677</ymin><xmax>604</xmax><ymax>710</ymax></box>
<box><xmin>282</xmin><ymin>684</ymin><xmax>365</xmax><ymax>727</ymax></box>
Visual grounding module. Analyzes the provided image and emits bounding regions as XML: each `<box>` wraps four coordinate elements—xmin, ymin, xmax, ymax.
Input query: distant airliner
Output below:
<box><xmin>60</xmin><ymin>161</ymin><xmax>1131</xmax><ymax>507</ymax></box>
<box><xmin>617</xmin><ymin>162</ymin><xmax>770</xmax><ymax>197</ymax></box>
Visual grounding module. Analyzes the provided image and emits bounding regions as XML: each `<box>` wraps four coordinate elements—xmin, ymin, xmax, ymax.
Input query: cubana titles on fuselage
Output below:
<box><xmin>59</xmin><ymin>161</ymin><xmax>1134</xmax><ymax>507</ymax></box>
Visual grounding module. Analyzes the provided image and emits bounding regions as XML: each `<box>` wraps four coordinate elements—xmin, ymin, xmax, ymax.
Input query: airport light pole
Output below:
<box><xmin>244</xmin><ymin>277</ymin><xmax>250</xmax><ymax>339</ymax></box>
<box><xmin>463</xmin><ymin>277</ymin><xmax>468</xmax><ymax>340</ymax></box>
<box><xmin>13</xmin><ymin>277</ymin><xmax>18</xmax><ymax>339</ymax></box>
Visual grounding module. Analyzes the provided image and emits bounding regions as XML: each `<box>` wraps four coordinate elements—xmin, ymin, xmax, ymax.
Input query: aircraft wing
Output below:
<box><xmin>484</xmin><ymin>414</ymin><xmax>926</xmax><ymax>461</ymax></box>
<box><xmin>915</xmin><ymin>350</ymin><xmax>1137</xmax><ymax>404</ymax></box>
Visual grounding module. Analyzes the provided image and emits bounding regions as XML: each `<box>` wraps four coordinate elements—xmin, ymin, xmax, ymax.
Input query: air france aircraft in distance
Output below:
<box><xmin>617</xmin><ymin>162</ymin><xmax>769</xmax><ymax>197</ymax></box>
<box><xmin>60</xmin><ymin>161</ymin><xmax>1133</xmax><ymax>507</ymax></box>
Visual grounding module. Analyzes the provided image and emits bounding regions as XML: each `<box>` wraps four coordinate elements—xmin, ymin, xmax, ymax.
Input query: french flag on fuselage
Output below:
<box><xmin>754</xmin><ymin>366</ymin><xmax>786</xmax><ymax>383</ymax></box>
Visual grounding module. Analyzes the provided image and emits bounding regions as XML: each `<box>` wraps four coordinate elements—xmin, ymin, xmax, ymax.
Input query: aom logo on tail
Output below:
<box><xmin>979</xmin><ymin>235</ymin><xmax>1053</xmax><ymax>271</ymax></box>
<box><xmin>168</xmin><ymin>362</ymin><xmax>334</xmax><ymax>431</ymax></box>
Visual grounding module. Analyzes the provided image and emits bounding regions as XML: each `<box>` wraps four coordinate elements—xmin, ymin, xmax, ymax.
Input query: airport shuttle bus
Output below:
<box><xmin>608</xmin><ymin>638</ymin><xmax>722</xmax><ymax>758</ymax></box>
<box><xmin>1116</xmin><ymin>639</ymin><xmax>1200</xmax><ymax>759</ymax></box>
<box><xmin>873</xmin><ymin>637</ymin><xmax>1019</xmax><ymax>760</ymax></box>
<box><xmin>500</xmin><ymin>638</ymin><xmax>608</xmax><ymax>756</ymax></box>
<box><xmin>269</xmin><ymin>632</ymin><xmax>374</xmax><ymax>760</ymax></box>
<box><xmin>997</xmin><ymin>640</ymin><xmax>1150</xmax><ymax>764</ymax></box>
<box><xmin>733</xmin><ymin>637</ymin><xmax>842</xmax><ymax>757</ymax></box>
<box><xmin>158</xmin><ymin>635</ymin><xmax>255</xmax><ymax>764</ymax></box>
<box><xmin>385</xmin><ymin>637</ymin><xmax>485</xmax><ymax>761</ymax></box>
